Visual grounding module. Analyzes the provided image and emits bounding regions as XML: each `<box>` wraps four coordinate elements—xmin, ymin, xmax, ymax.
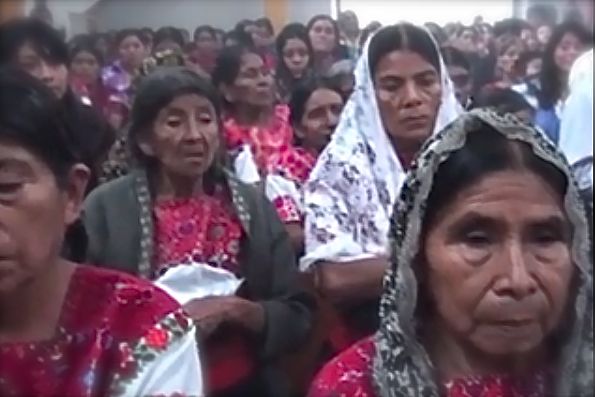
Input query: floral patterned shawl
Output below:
<box><xmin>301</xmin><ymin>24</ymin><xmax>462</xmax><ymax>271</ymax></box>
<box><xmin>373</xmin><ymin>109</ymin><xmax>593</xmax><ymax>397</ymax></box>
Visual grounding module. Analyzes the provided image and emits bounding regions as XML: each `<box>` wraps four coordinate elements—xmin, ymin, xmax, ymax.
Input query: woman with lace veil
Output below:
<box><xmin>309</xmin><ymin>109</ymin><xmax>593</xmax><ymax>397</ymax></box>
<box><xmin>301</xmin><ymin>22</ymin><xmax>462</xmax><ymax>354</ymax></box>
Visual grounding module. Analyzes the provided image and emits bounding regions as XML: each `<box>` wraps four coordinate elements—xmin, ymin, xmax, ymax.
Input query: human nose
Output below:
<box><xmin>185</xmin><ymin>119</ymin><xmax>206</xmax><ymax>142</ymax></box>
<box><xmin>39</xmin><ymin>62</ymin><xmax>54</xmax><ymax>84</ymax></box>
<box><xmin>493</xmin><ymin>241</ymin><xmax>538</xmax><ymax>300</ymax></box>
<box><xmin>401</xmin><ymin>81</ymin><xmax>423</xmax><ymax>107</ymax></box>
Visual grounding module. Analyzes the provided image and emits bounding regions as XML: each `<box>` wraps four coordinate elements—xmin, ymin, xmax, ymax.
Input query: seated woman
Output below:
<box><xmin>302</xmin><ymin>23</ymin><xmax>461</xmax><ymax>353</ymax></box>
<box><xmin>309</xmin><ymin>108</ymin><xmax>593</xmax><ymax>397</ymax></box>
<box><xmin>83</xmin><ymin>67</ymin><xmax>314</xmax><ymax>397</ymax></box>
<box><xmin>212</xmin><ymin>44</ymin><xmax>293</xmax><ymax>177</ymax></box>
<box><xmin>266</xmin><ymin>77</ymin><xmax>344</xmax><ymax>252</ymax></box>
<box><xmin>275</xmin><ymin>23</ymin><xmax>315</xmax><ymax>103</ymax></box>
<box><xmin>0</xmin><ymin>68</ymin><xmax>202</xmax><ymax>396</ymax></box>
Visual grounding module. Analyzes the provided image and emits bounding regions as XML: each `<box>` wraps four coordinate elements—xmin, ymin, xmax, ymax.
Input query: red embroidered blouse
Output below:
<box><xmin>309</xmin><ymin>337</ymin><xmax>549</xmax><ymax>397</ymax></box>
<box><xmin>0</xmin><ymin>265</ymin><xmax>191</xmax><ymax>397</ymax></box>
<box><xmin>223</xmin><ymin>104</ymin><xmax>293</xmax><ymax>174</ymax></box>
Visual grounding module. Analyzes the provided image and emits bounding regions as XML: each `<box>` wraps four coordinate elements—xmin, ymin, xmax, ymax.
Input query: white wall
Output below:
<box><xmin>287</xmin><ymin>0</ymin><xmax>332</xmax><ymax>25</ymax></box>
<box><xmin>94</xmin><ymin>0</ymin><xmax>266</xmax><ymax>33</ymax></box>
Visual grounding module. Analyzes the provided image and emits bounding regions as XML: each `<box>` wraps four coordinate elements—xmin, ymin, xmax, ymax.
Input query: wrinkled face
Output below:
<box><xmin>118</xmin><ymin>34</ymin><xmax>146</xmax><ymax>69</ymax></box>
<box><xmin>70</xmin><ymin>50</ymin><xmax>100</xmax><ymax>83</ymax></box>
<box><xmin>224</xmin><ymin>52</ymin><xmax>274</xmax><ymax>108</ymax></box>
<box><xmin>424</xmin><ymin>170</ymin><xmax>574</xmax><ymax>357</ymax></box>
<box><xmin>447</xmin><ymin>64</ymin><xmax>472</xmax><ymax>106</ymax></box>
<box><xmin>554</xmin><ymin>32</ymin><xmax>587</xmax><ymax>73</ymax></box>
<box><xmin>139</xmin><ymin>94</ymin><xmax>219</xmax><ymax>178</ymax></box>
<box><xmin>0</xmin><ymin>141</ymin><xmax>87</xmax><ymax>294</ymax></box>
<box><xmin>282</xmin><ymin>38</ymin><xmax>310</xmax><ymax>78</ymax></box>
<box><xmin>16</xmin><ymin>42</ymin><xmax>68</xmax><ymax>99</ymax></box>
<box><xmin>374</xmin><ymin>50</ymin><xmax>442</xmax><ymax>152</ymax></box>
<box><xmin>309</xmin><ymin>19</ymin><xmax>336</xmax><ymax>54</ymax></box>
<box><xmin>296</xmin><ymin>88</ymin><xmax>343</xmax><ymax>154</ymax></box>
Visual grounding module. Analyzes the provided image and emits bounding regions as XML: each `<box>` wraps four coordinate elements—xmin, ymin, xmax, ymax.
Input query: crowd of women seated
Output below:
<box><xmin>0</xmin><ymin>5</ymin><xmax>592</xmax><ymax>396</ymax></box>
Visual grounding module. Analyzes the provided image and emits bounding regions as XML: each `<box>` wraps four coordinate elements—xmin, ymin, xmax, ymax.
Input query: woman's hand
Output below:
<box><xmin>183</xmin><ymin>296</ymin><xmax>265</xmax><ymax>338</ymax></box>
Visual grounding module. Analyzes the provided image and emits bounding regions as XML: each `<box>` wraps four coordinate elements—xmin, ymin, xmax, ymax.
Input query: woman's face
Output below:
<box><xmin>195</xmin><ymin>31</ymin><xmax>216</xmax><ymax>53</ymax></box>
<box><xmin>282</xmin><ymin>38</ymin><xmax>310</xmax><ymax>78</ymax></box>
<box><xmin>153</xmin><ymin>40</ymin><xmax>182</xmax><ymax>55</ymax></box>
<box><xmin>70</xmin><ymin>50</ymin><xmax>100</xmax><ymax>83</ymax></box>
<box><xmin>554</xmin><ymin>32</ymin><xmax>586</xmax><ymax>73</ymax></box>
<box><xmin>521</xmin><ymin>28</ymin><xmax>539</xmax><ymax>51</ymax></box>
<box><xmin>537</xmin><ymin>25</ymin><xmax>552</xmax><ymax>46</ymax></box>
<box><xmin>16</xmin><ymin>42</ymin><xmax>69</xmax><ymax>99</ymax></box>
<box><xmin>139</xmin><ymin>94</ymin><xmax>219</xmax><ymax>179</ymax></box>
<box><xmin>224</xmin><ymin>52</ymin><xmax>274</xmax><ymax>108</ymax></box>
<box><xmin>458</xmin><ymin>29</ymin><xmax>477</xmax><ymax>53</ymax></box>
<box><xmin>0</xmin><ymin>141</ymin><xmax>87</xmax><ymax>294</ymax></box>
<box><xmin>309</xmin><ymin>19</ymin><xmax>337</xmax><ymax>54</ymax></box>
<box><xmin>447</xmin><ymin>64</ymin><xmax>472</xmax><ymax>106</ymax></box>
<box><xmin>296</xmin><ymin>88</ymin><xmax>343</xmax><ymax>154</ymax></box>
<box><xmin>118</xmin><ymin>34</ymin><xmax>146</xmax><ymax>69</ymax></box>
<box><xmin>497</xmin><ymin>44</ymin><xmax>522</xmax><ymax>77</ymax></box>
<box><xmin>423</xmin><ymin>169</ymin><xmax>573</xmax><ymax>357</ymax></box>
<box><xmin>374</xmin><ymin>50</ymin><xmax>442</xmax><ymax>151</ymax></box>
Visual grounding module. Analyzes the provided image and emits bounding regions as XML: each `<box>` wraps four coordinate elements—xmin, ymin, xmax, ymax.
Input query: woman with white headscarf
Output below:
<box><xmin>301</xmin><ymin>23</ymin><xmax>462</xmax><ymax>353</ymax></box>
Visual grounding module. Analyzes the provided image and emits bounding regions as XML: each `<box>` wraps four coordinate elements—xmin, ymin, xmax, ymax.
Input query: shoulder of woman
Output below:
<box><xmin>85</xmin><ymin>173</ymin><xmax>138</xmax><ymax>205</ymax></box>
<box><xmin>309</xmin><ymin>337</ymin><xmax>377</xmax><ymax>397</ymax></box>
<box><xmin>66</xmin><ymin>265</ymin><xmax>186</xmax><ymax>342</ymax></box>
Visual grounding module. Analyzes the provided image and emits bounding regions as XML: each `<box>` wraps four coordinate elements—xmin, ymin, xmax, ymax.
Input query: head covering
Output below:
<box><xmin>373</xmin><ymin>109</ymin><xmax>593</xmax><ymax>397</ymax></box>
<box><xmin>301</xmin><ymin>24</ymin><xmax>462</xmax><ymax>270</ymax></box>
<box><xmin>559</xmin><ymin>49</ymin><xmax>593</xmax><ymax>191</ymax></box>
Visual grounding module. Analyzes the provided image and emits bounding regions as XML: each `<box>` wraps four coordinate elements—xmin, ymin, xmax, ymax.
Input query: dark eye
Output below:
<box><xmin>197</xmin><ymin>114</ymin><xmax>213</xmax><ymax>124</ymax></box>
<box><xmin>463</xmin><ymin>230</ymin><xmax>491</xmax><ymax>247</ymax></box>
<box><xmin>0</xmin><ymin>182</ymin><xmax>22</xmax><ymax>197</ymax></box>
<box><xmin>166</xmin><ymin>119</ymin><xmax>183</xmax><ymax>128</ymax></box>
<box><xmin>532</xmin><ymin>228</ymin><xmax>564</xmax><ymax>245</ymax></box>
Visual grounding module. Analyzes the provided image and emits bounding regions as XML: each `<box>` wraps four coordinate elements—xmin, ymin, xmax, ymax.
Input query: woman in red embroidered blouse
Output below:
<box><xmin>308</xmin><ymin>111</ymin><xmax>593</xmax><ymax>397</ymax></box>
<box><xmin>0</xmin><ymin>69</ymin><xmax>201</xmax><ymax>397</ymax></box>
<box><xmin>212</xmin><ymin>45</ymin><xmax>293</xmax><ymax>175</ymax></box>
<box><xmin>84</xmin><ymin>67</ymin><xmax>314</xmax><ymax>397</ymax></box>
<box><xmin>265</xmin><ymin>77</ymin><xmax>344</xmax><ymax>252</ymax></box>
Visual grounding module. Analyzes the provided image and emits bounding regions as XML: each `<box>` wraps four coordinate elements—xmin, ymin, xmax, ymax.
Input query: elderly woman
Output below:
<box><xmin>309</xmin><ymin>109</ymin><xmax>593</xmax><ymax>397</ymax></box>
<box><xmin>0</xmin><ymin>68</ymin><xmax>202</xmax><ymax>396</ymax></box>
<box><xmin>83</xmin><ymin>67</ymin><xmax>313</xmax><ymax>397</ymax></box>
<box><xmin>302</xmin><ymin>23</ymin><xmax>462</xmax><ymax>353</ymax></box>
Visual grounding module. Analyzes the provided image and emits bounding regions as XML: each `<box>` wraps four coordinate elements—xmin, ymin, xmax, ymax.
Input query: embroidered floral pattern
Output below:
<box><xmin>153</xmin><ymin>189</ymin><xmax>244</xmax><ymax>276</ymax></box>
<box><xmin>223</xmin><ymin>105</ymin><xmax>293</xmax><ymax>174</ymax></box>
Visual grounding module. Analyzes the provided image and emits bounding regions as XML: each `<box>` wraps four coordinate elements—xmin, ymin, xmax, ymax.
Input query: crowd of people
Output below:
<box><xmin>0</xmin><ymin>2</ymin><xmax>592</xmax><ymax>396</ymax></box>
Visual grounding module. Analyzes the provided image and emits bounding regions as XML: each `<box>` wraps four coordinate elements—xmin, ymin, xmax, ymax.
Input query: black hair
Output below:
<box><xmin>425</xmin><ymin>22</ymin><xmax>448</xmax><ymax>46</ymax></box>
<box><xmin>255</xmin><ymin>17</ymin><xmax>275</xmax><ymax>36</ymax></box>
<box><xmin>129</xmin><ymin>67</ymin><xmax>222</xmax><ymax>168</ymax></box>
<box><xmin>275</xmin><ymin>23</ymin><xmax>314</xmax><ymax>90</ymax></box>
<box><xmin>69</xmin><ymin>38</ymin><xmax>104</xmax><ymax>66</ymax></box>
<box><xmin>153</xmin><ymin>26</ymin><xmax>185</xmax><ymax>50</ymax></box>
<box><xmin>423</xmin><ymin>122</ymin><xmax>567</xmax><ymax>231</ymax></box>
<box><xmin>493</xmin><ymin>18</ymin><xmax>531</xmax><ymax>38</ymax></box>
<box><xmin>211</xmin><ymin>44</ymin><xmax>260</xmax><ymax>88</ymax></box>
<box><xmin>441</xmin><ymin>46</ymin><xmax>471</xmax><ymax>71</ymax></box>
<box><xmin>194</xmin><ymin>25</ymin><xmax>216</xmax><ymax>42</ymax></box>
<box><xmin>538</xmin><ymin>21</ymin><xmax>592</xmax><ymax>109</ymax></box>
<box><xmin>0</xmin><ymin>18</ymin><xmax>69</xmax><ymax>67</ymax></box>
<box><xmin>307</xmin><ymin>14</ymin><xmax>341</xmax><ymax>52</ymax></box>
<box><xmin>474</xmin><ymin>87</ymin><xmax>533</xmax><ymax>115</ymax></box>
<box><xmin>368</xmin><ymin>23</ymin><xmax>440</xmax><ymax>78</ymax></box>
<box><xmin>0</xmin><ymin>66</ymin><xmax>79</xmax><ymax>184</ymax></box>
<box><xmin>223</xmin><ymin>30</ymin><xmax>254</xmax><ymax>48</ymax></box>
<box><xmin>289</xmin><ymin>77</ymin><xmax>342</xmax><ymax>127</ymax></box>
<box><xmin>114</xmin><ymin>28</ymin><xmax>147</xmax><ymax>47</ymax></box>
<box><xmin>235</xmin><ymin>20</ymin><xmax>257</xmax><ymax>35</ymax></box>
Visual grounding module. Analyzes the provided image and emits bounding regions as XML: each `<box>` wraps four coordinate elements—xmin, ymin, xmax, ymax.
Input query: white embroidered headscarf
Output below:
<box><xmin>301</xmin><ymin>23</ymin><xmax>462</xmax><ymax>271</ymax></box>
